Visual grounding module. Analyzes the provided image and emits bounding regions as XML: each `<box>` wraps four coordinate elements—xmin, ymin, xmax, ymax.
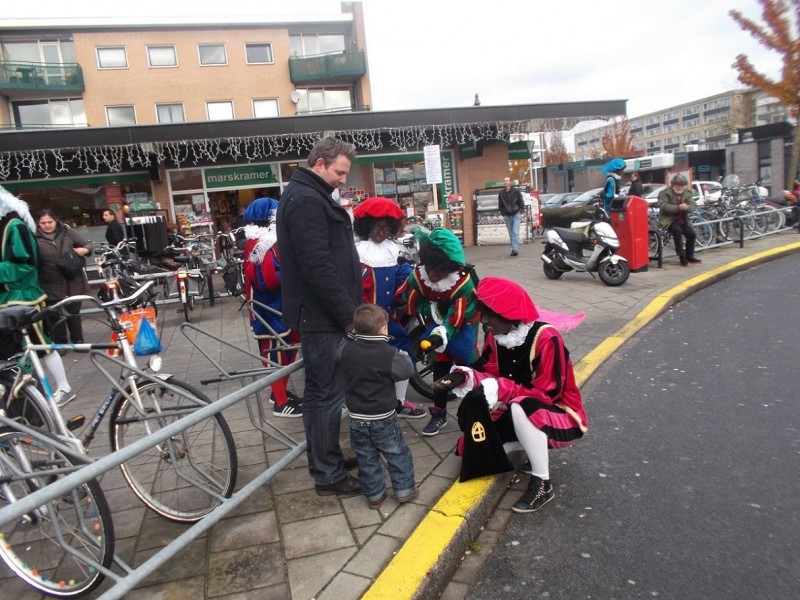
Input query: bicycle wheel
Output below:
<box><xmin>687</xmin><ymin>213</ymin><xmax>714</xmax><ymax>248</ymax></box>
<box><xmin>110</xmin><ymin>378</ymin><xmax>237</xmax><ymax>522</ymax></box>
<box><xmin>0</xmin><ymin>375</ymin><xmax>55</xmax><ymax>432</ymax></box>
<box><xmin>0</xmin><ymin>429</ymin><xmax>114</xmax><ymax>598</ymax></box>
<box><xmin>726</xmin><ymin>209</ymin><xmax>756</xmax><ymax>241</ymax></box>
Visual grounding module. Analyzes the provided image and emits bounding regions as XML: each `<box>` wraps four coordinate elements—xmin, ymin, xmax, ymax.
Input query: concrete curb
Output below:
<box><xmin>363</xmin><ymin>239</ymin><xmax>800</xmax><ymax>600</ymax></box>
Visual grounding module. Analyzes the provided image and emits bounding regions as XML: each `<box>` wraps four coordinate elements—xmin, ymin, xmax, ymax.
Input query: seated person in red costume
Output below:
<box><xmin>435</xmin><ymin>277</ymin><xmax>588</xmax><ymax>514</ymax></box>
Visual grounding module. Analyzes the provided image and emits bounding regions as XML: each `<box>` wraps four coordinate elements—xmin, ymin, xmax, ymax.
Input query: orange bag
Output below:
<box><xmin>109</xmin><ymin>307</ymin><xmax>157</xmax><ymax>355</ymax></box>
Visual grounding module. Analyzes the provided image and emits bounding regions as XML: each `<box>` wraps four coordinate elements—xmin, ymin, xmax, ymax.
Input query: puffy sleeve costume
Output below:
<box><xmin>353</xmin><ymin>197</ymin><xmax>413</xmax><ymax>353</ymax></box>
<box><xmin>395</xmin><ymin>228</ymin><xmax>478</xmax><ymax>365</ymax></box>
<box><xmin>451</xmin><ymin>277</ymin><xmax>587</xmax><ymax>449</ymax></box>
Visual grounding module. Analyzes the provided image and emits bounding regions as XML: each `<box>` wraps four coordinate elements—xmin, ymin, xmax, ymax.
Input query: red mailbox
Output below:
<box><xmin>609</xmin><ymin>195</ymin><xmax>649</xmax><ymax>272</ymax></box>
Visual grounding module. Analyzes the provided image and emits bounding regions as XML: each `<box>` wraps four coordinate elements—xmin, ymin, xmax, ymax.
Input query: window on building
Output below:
<box><xmin>289</xmin><ymin>34</ymin><xmax>346</xmax><ymax>57</ymax></box>
<box><xmin>97</xmin><ymin>46</ymin><xmax>127</xmax><ymax>69</ymax></box>
<box><xmin>253</xmin><ymin>99</ymin><xmax>279</xmax><ymax>118</ymax></box>
<box><xmin>156</xmin><ymin>103</ymin><xmax>185</xmax><ymax>123</ymax></box>
<box><xmin>207</xmin><ymin>101</ymin><xmax>234</xmax><ymax>120</ymax></box>
<box><xmin>294</xmin><ymin>88</ymin><xmax>353</xmax><ymax>114</ymax></box>
<box><xmin>245</xmin><ymin>43</ymin><xmax>273</xmax><ymax>64</ymax></box>
<box><xmin>11</xmin><ymin>98</ymin><xmax>87</xmax><ymax>129</ymax></box>
<box><xmin>198</xmin><ymin>44</ymin><xmax>227</xmax><ymax>65</ymax></box>
<box><xmin>106</xmin><ymin>105</ymin><xmax>136</xmax><ymax>126</ymax></box>
<box><xmin>147</xmin><ymin>45</ymin><xmax>177</xmax><ymax>67</ymax></box>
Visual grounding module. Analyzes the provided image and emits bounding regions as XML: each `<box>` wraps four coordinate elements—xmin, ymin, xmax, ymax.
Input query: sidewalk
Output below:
<box><xmin>3</xmin><ymin>230</ymin><xmax>799</xmax><ymax>600</ymax></box>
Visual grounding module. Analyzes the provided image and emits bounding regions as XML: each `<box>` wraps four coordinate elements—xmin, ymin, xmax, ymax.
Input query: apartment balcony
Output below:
<box><xmin>289</xmin><ymin>50</ymin><xmax>366</xmax><ymax>84</ymax></box>
<box><xmin>0</xmin><ymin>61</ymin><xmax>85</xmax><ymax>96</ymax></box>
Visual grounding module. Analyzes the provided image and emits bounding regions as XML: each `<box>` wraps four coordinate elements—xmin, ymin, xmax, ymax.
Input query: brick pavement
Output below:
<box><xmin>2</xmin><ymin>229</ymin><xmax>799</xmax><ymax>600</ymax></box>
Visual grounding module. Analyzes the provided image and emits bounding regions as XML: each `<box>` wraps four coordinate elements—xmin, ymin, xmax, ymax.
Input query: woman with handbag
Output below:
<box><xmin>34</xmin><ymin>209</ymin><xmax>93</xmax><ymax>347</ymax></box>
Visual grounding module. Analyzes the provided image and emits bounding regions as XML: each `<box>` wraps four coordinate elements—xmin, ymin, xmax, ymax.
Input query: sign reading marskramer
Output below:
<box><xmin>204</xmin><ymin>164</ymin><xmax>279</xmax><ymax>189</ymax></box>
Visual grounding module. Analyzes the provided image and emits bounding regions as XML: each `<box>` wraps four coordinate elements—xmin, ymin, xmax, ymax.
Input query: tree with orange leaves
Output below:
<box><xmin>601</xmin><ymin>117</ymin><xmax>641</xmax><ymax>159</ymax></box>
<box><xmin>730</xmin><ymin>0</ymin><xmax>800</xmax><ymax>188</ymax></box>
<box><xmin>544</xmin><ymin>130</ymin><xmax>572</xmax><ymax>166</ymax></box>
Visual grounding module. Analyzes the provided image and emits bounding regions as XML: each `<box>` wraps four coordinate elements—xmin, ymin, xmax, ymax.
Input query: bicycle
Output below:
<box><xmin>0</xmin><ymin>281</ymin><xmax>238</xmax><ymax>523</ymax></box>
<box><xmin>0</xmin><ymin>418</ymin><xmax>115</xmax><ymax>598</ymax></box>
<box><xmin>162</xmin><ymin>236</ymin><xmax>213</xmax><ymax>322</ymax></box>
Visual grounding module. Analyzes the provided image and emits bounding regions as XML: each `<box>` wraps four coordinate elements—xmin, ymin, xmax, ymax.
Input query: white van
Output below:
<box><xmin>692</xmin><ymin>180</ymin><xmax>722</xmax><ymax>206</ymax></box>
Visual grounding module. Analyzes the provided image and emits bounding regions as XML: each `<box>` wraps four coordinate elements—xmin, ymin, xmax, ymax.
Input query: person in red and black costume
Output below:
<box><xmin>243</xmin><ymin>197</ymin><xmax>302</xmax><ymax>418</ymax></box>
<box><xmin>434</xmin><ymin>276</ymin><xmax>588</xmax><ymax>514</ymax></box>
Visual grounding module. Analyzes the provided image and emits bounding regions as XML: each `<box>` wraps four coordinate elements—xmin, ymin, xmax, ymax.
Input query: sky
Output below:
<box><xmin>1</xmin><ymin>0</ymin><xmax>785</xmax><ymax>122</ymax></box>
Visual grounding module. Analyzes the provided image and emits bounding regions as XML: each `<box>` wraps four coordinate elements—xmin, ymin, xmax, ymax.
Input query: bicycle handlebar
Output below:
<box><xmin>42</xmin><ymin>280</ymin><xmax>156</xmax><ymax>318</ymax></box>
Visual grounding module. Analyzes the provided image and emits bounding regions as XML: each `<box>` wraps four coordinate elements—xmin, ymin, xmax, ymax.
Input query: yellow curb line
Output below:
<box><xmin>364</xmin><ymin>239</ymin><xmax>800</xmax><ymax>600</ymax></box>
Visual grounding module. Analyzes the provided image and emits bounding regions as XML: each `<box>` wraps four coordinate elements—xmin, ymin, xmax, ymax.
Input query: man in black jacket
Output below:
<box><xmin>498</xmin><ymin>177</ymin><xmax>524</xmax><ymax>256</ymax></box>
<box><xmin>277</xmin><ymin>137</ymin><xmax>363</xmax><ymax>496</ymax></box>
<box><xmin>102</xmin><ymin>208</ymin><xmax>125</xmax><ymax>247</ymax></box>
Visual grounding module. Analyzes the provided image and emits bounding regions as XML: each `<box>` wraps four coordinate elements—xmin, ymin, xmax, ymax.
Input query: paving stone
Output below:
<box><xmin>209</xmin><ymin>511</ymin><xmax>279</xmax><ymax>552</ymax></box>
<box><xmin>316</xmin><ymin>571</ymin><xmax>372</xmax><ymax>600</ymax></box>
<box><xmin>282</xmin><ymin>513</ymin><xmax>356</xmax><ymax>559</ymax></box>
<box><xmin>207</xmin><ymin>542</ymin><xmax>284</xmax><ymax>596</ymax></box>
<box><xmin>344</xmin><ymin>533</ymin><xmax>402</xmax><ymax>579</ymax></box>
<box><xmin>287</xmin><ymin>547</ymin><xmax>355</xmax><ymax>600</ymax></box>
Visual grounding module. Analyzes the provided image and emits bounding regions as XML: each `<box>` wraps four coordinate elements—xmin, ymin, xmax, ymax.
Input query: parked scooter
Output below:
<box><xmin>540</xmin><ymin>204</ymin><xmax>630</xmax><ymax>286</ymax></box>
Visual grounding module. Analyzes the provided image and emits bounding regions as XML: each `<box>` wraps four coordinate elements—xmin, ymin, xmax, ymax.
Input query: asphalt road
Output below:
<box><xmin>467</xmin><ymin>254</ymin><xmax>800</xmax><ymax>600</ymax></box>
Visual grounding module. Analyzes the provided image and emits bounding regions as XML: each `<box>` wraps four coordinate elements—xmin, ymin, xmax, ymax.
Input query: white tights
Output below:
<box><xmin>510</xmin><ymin>403</ymin><xmax>549</xmax><ymax>480</ymax></box>
<box><xmin>42</xmin><ymin>351</ymin><xmax>71</xmax><ymax>392</ymax></box>
<box><xmin>395</xmin><ymin>379</ymin><xmax>409</xmax><ymax>402</ymax></box>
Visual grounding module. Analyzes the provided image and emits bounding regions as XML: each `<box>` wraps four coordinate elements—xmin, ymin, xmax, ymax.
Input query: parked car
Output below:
<box><xmin>620</xmin><ymin>183</ymin><xmax>664</xmax><ymax>198</ymax></box>
<box><xmin>642</xmin><ymin>185</ymin><xmax>667</xmax><ymax>206</ymax></box>
<box><xmin>692</xmin><ymin>180</ymin><xmax>723</xmax><ymax>206</ymax></box>
<box><xmin>540</xmin><ymin>191</ymin><xmax>582</xmax><ymax>208</ymax></box>
<box><xmin>561</xmin><ymin>187</ymin><xmax>603</xmax><ymax>208</ymax></box>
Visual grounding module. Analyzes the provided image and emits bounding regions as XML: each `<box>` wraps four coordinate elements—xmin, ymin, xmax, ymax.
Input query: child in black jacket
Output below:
<box><xmin>337</xmin><ymin>304</ymin><xmax>418</xmax><ymax>509</ymax></box>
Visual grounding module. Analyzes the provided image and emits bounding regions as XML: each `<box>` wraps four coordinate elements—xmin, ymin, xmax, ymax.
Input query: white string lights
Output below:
<box><xmin>0</xmin><ymin>117</ymin><xmax>601</xmax><ymax>182</ymax></box>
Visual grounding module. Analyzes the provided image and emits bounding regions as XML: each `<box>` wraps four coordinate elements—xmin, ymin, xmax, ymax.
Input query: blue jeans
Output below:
<box><xmin>300</xmin><ymin>330</ymin><xmax>347</xmax><ymax>486</ymax></box>
<box><xmin>350</xmin><ymin>415</ymin><xmax>415</xmax><ymax>501</ymax></box>
<box><xmin>504</xmin><ymin>212</ymin><xmax>521</xmax><ymax>253</ymax></box>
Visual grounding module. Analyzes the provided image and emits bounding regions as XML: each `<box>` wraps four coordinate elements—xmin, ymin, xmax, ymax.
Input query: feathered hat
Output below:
<box><xmin>0</xmin><ymin>185</ymin><xmax>36</xmax><ymax>231</ymax></box>
<box><xmin>244</xmin><ymin>197</ymin><xmax>279</xmax><ymax>224</ymax></box>
<box><xmin>477</xmin><ymin>276</ymin><xmax>585</xmax><ymax>331</ymax></box>
<box><xmin>602</xmin><ymin>157</ymin><xmax>626</xmax><ymax>175</ymax></box>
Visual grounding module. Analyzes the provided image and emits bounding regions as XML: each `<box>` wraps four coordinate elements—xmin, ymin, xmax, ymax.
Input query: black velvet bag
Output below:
<box><xmin>456</xmin><ymin>386</ymin><xmax>514</xmax><ymax>482</ymax></box>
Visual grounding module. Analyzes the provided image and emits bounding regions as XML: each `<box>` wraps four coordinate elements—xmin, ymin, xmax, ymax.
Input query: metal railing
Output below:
<box><xmin>0</xmin><ymin>60</ymin><xmax>85</xmax><ymax>91</ymax></box>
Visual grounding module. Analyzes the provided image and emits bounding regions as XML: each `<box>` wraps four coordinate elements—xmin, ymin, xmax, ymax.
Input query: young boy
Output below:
<box><xmin>336</xmin><ymin>303</ymin><xmax>418</xmax><ymax>509</ymax></box>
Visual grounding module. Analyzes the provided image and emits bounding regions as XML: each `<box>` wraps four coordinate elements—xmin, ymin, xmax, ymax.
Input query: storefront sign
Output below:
<box><xmin>440</xmin><ymin>151</ymin><xmax>455</xmax><ymax>207</ymax></box>
<box><xmin>508</xmin><ymin>141</ymin><xmax>532</xmax><ymax>160</ymax></box>
<box><xmin>204</xmin><ymin>164</ymin><xmax>278</xmax><ymax>189</ymax></box>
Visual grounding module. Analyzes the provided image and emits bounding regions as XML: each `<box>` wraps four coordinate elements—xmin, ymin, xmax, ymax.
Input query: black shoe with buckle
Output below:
<box><xmin>511</xmin><ymin>475</ymin><xmax>554</xmax><ymax>514</ymax></box>
<box><xmin>315</xmin><ymin>474</ymin><xmax>360</xmax><ymax>497</ymax></box>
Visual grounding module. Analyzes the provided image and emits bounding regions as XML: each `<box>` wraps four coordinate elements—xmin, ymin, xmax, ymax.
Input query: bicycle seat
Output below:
<box><xmin>0</xmin><ymin>306</ymin><xmax>37</xmax><ymax>331</ymax></box>
<box><xmin>173</xmin><ymin>255</ymin><xmax>192</xmax><ymax>264</ymax></box>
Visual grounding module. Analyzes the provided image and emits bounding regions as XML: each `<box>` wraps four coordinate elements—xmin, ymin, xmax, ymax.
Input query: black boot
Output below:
<box><xmin>511</xmin><ymin>475</ymin><xmax>554</xmax><ymax>514</ymax></box>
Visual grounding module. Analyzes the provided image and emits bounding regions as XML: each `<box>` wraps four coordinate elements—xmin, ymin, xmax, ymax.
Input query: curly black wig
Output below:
<box><xmin>353</xmin><ymin>215</ymin><xmax>404</xmax><ymax>241</ymax></box>
<box><xmin>418</xmin><ymin>239</ymin><xmax>461</xmax><ymax>274</ymax></box>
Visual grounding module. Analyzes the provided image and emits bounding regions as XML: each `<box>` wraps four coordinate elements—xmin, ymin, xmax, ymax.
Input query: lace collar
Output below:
<box><xmin>356</xmin><ymin>239</ymin><xmax>399</xmax><ymax>268</ymax></box>
<box><xmin>494</xmin><ymin>321</ymin><xmax>534</xmax><ymax>349</ymax></box>
<box><xmin>418</xmin><ymin>265</ymin><xmax>460</xmax><ymax>292</ymax></box>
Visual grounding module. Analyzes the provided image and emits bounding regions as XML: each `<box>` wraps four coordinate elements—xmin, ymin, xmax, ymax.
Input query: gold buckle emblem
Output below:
<box><xmin>471</xmin><ymin>421</ymin><xmax>486</xmax><ymax>442</ymax></box>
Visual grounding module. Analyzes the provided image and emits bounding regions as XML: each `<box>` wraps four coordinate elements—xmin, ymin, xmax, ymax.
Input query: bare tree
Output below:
<box><xmin>730</xmin><ymin>0</ymin><xmax>800</xmax><ymax>188</ymax></box>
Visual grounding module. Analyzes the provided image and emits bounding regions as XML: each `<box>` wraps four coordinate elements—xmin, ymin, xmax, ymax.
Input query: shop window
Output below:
<box><xmin>245</xmin><ymin>43</ymin><xmax>273</xmax><ymax>64</ymax></box>
<box><xmin>106</xmin><ymin>105</ymin><xmax>136</xmax><ymax>126</ymax></box>
<box><xmin>198</xmin><ymin>44</ymin><xmax>226</xmax><ymax>66</ymax></box>
<box><xmin>169</xmin><ymin>169</ymin><xmax>204</xmax><ymax>191</ymax></box>
<box><xmin>97</xmin><ymin>46</ymin><xmax>127</xmax><ymax>69</ymax></box>
<box><xmin>148</xmin><ymin>45</ymin><xmax>177</xmax><ymax>68</ymax></box>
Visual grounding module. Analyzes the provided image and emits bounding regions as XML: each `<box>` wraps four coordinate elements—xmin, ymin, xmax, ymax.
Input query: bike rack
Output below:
<box><xmin>0</xmin><ymin>308</ymin><xmax>307</xmax><ymax>599</ymax></box>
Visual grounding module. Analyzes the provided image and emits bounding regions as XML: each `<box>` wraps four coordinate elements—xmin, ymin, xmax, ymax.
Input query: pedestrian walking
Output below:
<box><xmin>498</xmin><ymin>177</ymin><xmax>524</xmax><ymax>256</ymax></box>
